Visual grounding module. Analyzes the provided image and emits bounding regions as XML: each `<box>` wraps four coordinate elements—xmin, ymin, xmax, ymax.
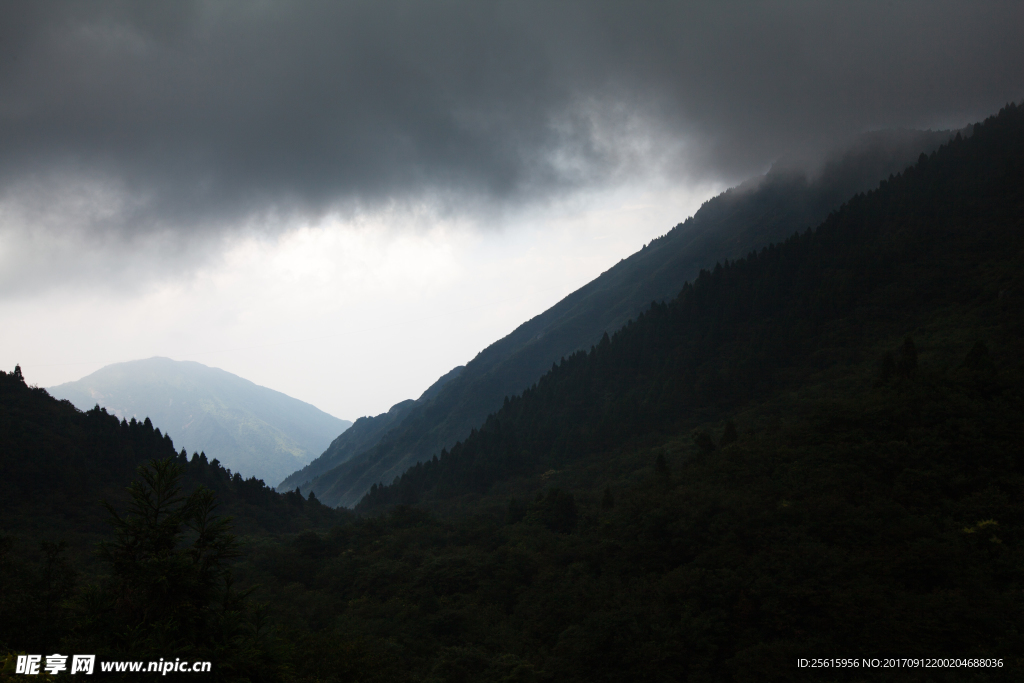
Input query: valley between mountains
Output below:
<box><xmin>3</xmin><ymin>103</ymin><xmax>1022</xmax><ymax>681</ymax></box>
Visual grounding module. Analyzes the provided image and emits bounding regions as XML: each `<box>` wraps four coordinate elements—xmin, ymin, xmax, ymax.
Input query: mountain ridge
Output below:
<box><xmin>49</xmin><ymin>357</ymin><xmax>351</xmax><ymax>486</ymax></box>
<box><xmin>359</xmin><ymin>101</ymin><xmax>1024</xmax><ymax>511</ymax></box>
<box><xmin>277</xmin><ymin>364</ymin><xmax>463</xmax><ymax>491</ymax></box>
<box><xmin>296</xmin><ymin>127</ymin><xmax>958</xmax><ymax>508</ymax></box>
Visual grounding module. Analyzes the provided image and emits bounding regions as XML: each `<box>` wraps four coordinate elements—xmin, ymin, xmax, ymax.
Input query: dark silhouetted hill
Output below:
<box><xmin>278</xmin><ymin>365</ymin><xmax>463</xmax><ymax>491</ymax></box>
<box><xmin>358</xmin><ymin>104</ymin><xmax>1024</xmax><ymax>511</ymax></box>
<box><xmin>239</xmin><ymin>104</ymin><xmax>1022</xmax><ymax>681</ymax></box>
<box><xmin>1</xmin><ymin>367</ymin><xmax>345</xmax><ymax>558</ymax></box>
<box><xmin>5</xmin><ymin>104</ymin><xmax>1023</xmax><ymax>681</ymax></box>
<box><xmin>299</xmin><ymin>128</ymin><xmax>957</xmax><ymax>508</ymax></box>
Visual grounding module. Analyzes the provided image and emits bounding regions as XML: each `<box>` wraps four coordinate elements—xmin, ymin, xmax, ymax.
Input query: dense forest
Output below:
<box><xmin>1</xmin><ymin>367</ymin><xmax>343</xmax><ymax>678</ymax></box>
<box><xmin>290</xmin><ymin>127</ymin><xmax>955</xmax><ymax>509</ymax></box>
<box><xmin>1</xmin><ymin>103</ymin><xmax>1022</xmax><ymax>681</ymax></box>
<box><xmin>359</xmin><ymin>103</ymin><xmax>1022</xmax><ymax>513</ymax></box>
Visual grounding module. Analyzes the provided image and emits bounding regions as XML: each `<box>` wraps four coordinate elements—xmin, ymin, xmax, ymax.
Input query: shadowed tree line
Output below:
<box><xmin>1</xmin><ymin>102</ymin><xmax>1023</xmax><ymax>681</ymax></box>
<box><xmin>359</xmin><ymin>102</ymin><xmax>1024</xmax><ymax>512</ymax></box>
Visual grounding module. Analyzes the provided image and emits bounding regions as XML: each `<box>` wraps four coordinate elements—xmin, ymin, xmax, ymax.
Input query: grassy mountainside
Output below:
<box><xmin>49</xmin><ymin>357</ymin><xmax>351</xmax><ymax>488</ymax></box>
<box><xmin>301</xmin><ymin>128</ymin><xmax>956</xmax><ymax>508</ymax></box>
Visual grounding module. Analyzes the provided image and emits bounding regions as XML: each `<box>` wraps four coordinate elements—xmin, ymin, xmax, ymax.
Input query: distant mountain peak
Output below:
<box><xmin>48</xmin><ymin>357</ymin><xmax>351</xmax><ymax>485</ymax></box>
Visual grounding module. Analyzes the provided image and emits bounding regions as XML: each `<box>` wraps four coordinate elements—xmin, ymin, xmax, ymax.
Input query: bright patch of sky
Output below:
<box><xmin>0</xmin><ymin>180</ymin><xmax>718</xmax><ymax>420</ymax></box>
<box><xmin>2</xmin><ymin>2</ymin><xmax>1019</xmax><ymax>424</ymax></box>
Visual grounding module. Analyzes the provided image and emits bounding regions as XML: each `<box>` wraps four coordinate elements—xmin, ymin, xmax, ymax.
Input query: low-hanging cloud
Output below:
<box><xmin>0</xmin><ymin>0</ymin><xmax>1021</xmax><ymax>292</ymax></box>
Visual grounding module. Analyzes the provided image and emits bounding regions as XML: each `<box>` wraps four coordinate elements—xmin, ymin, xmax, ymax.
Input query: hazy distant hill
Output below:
<box><xmin>7</xmin><ymin>104</ymin><xmax>1022</xmax><ymax>682</ymax></box>
<box><xmin>295</xmin><ymin>127</ymin><xmax>957</xmax><ymax>508</ymax></box>
<box><xmin>0</xmin><ymin>365</ymin><xmax>344</xmax><ymax>563</ymax></box>
<box><xmin>48</xmin><ymin>357</ymin><xmax>351</xmax><ymax>486</ymax></box>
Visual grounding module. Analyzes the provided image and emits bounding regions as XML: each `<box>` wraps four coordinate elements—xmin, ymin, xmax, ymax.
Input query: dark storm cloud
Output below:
<box><xmin>0</xmin><ymin>0</ymin><xmax>1021</xmax><ymax>238</ymax></box>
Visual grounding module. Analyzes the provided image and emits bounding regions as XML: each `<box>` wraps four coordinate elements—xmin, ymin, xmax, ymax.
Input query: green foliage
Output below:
<box><xmin>4</xmin><ymin>103</ymin><xmax>1024</xmax><ymax>680</ymax></box>
<box><xmin>897</xmin><ymin>336</ymin><xmax>918</xmax><ymax>378</ymax></box>
<box><xmin>692</xmin><ymin>430</ymin><xmax>717</xmax><ymax>454</ymax></box>
<box><xmin>0</xmin><ymin>364</ymin><xmax>346</xmax><ymax>548</ymax></box>
<box><xmin>73</xmin><ymin>458</ymin><xmax>287</xmax><ymax>680</ymax></box>
<box><xmin>524</xmin><ymin>489</ymin><xmax>578</xmax><ymax>533</ymax></box>
<box><xmin>317</xmin><ymin>102</ymin><xmax>1024</xmax><ymax>679</ymax></box>
<box><xmin>877</xmin><ymin>351</ymin><xmax>897</xmax><ymax>384</ymax></box>
<box><xmin>238</xmin><ymin>355</ymin><xmax>1023</xmax><ymax>680</ymax></box>
<box><xmin>94</xmin><ymin>458</ymin><xmax>239</xmax><ymax>649</ymax></box>
<box><xmin>302</xmin><ymin>129</ymin><xmax>956</xmax><ymax>509</ymax></box>
<box><xmin>359</xmin><ymin>102</ymin><xmax>1024</xmax><ymax>514</ymax></box>
<box><xmin>0</xmin><ymin>537</ymin><xmax>77</xmax><ymax>656</ymax></box>
<box><xmin>0</xmin><ymin>367</ymin><xmax>343</xmax><ymax>677</ymax></box>
<box><xmin>719</xmin><ymin>420</ymin><xmax>738</xmax><ymax>447</ymax></box>
<box><xmin>506</xmin><ymin>498</ymin><xmax>528</xmax><ymax>525</ymax></box>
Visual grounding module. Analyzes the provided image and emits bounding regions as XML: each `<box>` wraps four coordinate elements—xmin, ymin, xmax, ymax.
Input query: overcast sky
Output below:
<box><xmin>1</xmin><ymin>1</ymin><xmax>1021</xmax><ymax>420</ymax></box>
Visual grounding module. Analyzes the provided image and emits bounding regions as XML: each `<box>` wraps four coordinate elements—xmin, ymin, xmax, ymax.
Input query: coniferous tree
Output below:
<box><xmin>897</xmin><ymin>336</ymin><xmax>918</xmax><ymax>377</ymax></box>
<box><xmin>506</xmin><ymin>498</ymin><xmax>528</xmax><ymax>525</ymax></box>
<box><xmin>878</xmin><ymin>352</ymin><xmax>897</xmax><ymax>384</ymax></box>
<box><xmin>655</xmin><ymin>453</ymin><xmax>671</xmax><ymax>482</ymax></box>
<box><xmin>720</xmin><ymin>420</ymin><xmax>738</xmax><ymax>447</ymax></box>
<box><xmin>74</xmin><ymin>458</ymin><xmax>283</xmax><ymax>678</ymax></box>
<box><xmin>527</xmin><ymin>489</ymin><xmax>577</xmax><ymax>533</ymax></box>
<box><xmin>692</xmin><ymin>430</ymin><xmax>717</xmax><ymax>454</ymax></box>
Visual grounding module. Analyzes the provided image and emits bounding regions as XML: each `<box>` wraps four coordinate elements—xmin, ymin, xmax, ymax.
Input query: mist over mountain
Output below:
<box><xmin>4</xmin><ymin>102</ymin><xmax>1022</xmax><ymax>680</ymax></box>
<box><xmin>48</xmin><ymin>357</ymin><xmax>351</xmax><ymax>486</ymax></box>
<box><xmin>360</xmin><ymin>104</ymin><xmax>1024</xmax><ymax>512</ymax></box>
<box><xmin>294</xmin><ymin>127</ymin><xmax>957</xmax><ymax>508</ymax></box>
<box><xmin>4</xmin><ymin>0</ymin><xmax>1023</xmax><ymax>674</ymax></box>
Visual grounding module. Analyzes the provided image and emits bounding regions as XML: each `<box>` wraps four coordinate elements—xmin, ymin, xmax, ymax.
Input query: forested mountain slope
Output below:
<box><xmin>49</xmin><ymin>357</ymin><xmax>351</xmax><ymax>488</ymax></box>
<box><xmin>0</xmin><ymin>368</ymin><xmax>344</xmax><ymax>563</ymax></box>
<box><xmin>301</xmin><ymin>128</ymin><xmax>956</xmax><ymax>508</ymax></box>
<box><xmin>1</xmin><ymin>368</ymin><xmax>344</xmax><ymax>669</ymax></box>
<box><xmin>359</xmin><ymin>105</ymin><xmax>1023</xmax><ymax>511</ymax></box>
<box><xmin>3</xmin><ymin>105</ymin><xmax>1021</xmax><ymax>682</ymax></box>
<box><xmin>243</xmin><ymin>104</ymin><xmax>1023</xmax><ymax>682</ymax></box>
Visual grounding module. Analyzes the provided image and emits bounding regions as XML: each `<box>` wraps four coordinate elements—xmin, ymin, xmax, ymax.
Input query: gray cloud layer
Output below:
<box><xmin>0</xmin><ymin>1</ymin><xmax>1021</xmax><ymax>243</ymax></box>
